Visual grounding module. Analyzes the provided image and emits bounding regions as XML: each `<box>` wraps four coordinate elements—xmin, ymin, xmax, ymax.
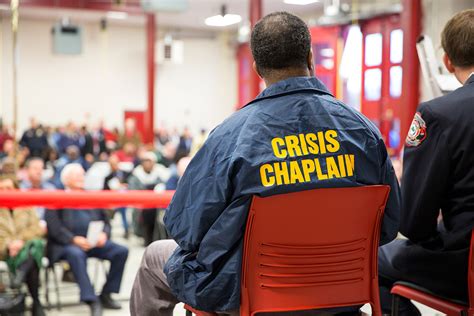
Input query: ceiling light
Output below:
<box><xmin>106</xmin><ymin>11</ymin><xmax>128</xmax><ymax>20</ymax></box>
<box><xmin>284</xmin><ymin>0</ymin><xmax>320</xmax><ymax>5</ymax></box>
<box><xmin>205</xmin><ymin>5</ymin><xmax>242</xmax><ymax>27</ymax></box>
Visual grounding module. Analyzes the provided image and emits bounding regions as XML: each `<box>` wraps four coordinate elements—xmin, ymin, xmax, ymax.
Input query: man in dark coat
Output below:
<box><xmin>19</xmin><ymin>119</ymin><xmax>48</xmax><ymax>158</ymax></box>
<box><xmin>378</xmin><ymin>9</ymin><xmax>474</xmax><ymax>315</ymax></box>
<box><xmin>45</xmin><ymin>163</ymin><xmax>128</xmax><ymax>316</ymax></box>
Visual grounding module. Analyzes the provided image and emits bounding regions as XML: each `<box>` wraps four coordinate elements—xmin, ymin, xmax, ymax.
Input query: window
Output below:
<box><xmin>390</xmin><ymin>66</ymin><xmax>403</xmax><ymax>98</ymax></box>
<box><xmin>314</xmin><ymin>43</ymin><xmax>335</xmax><ymax>70</ymax></box>
<box><xmin>390</xmin><ymin>29</ymin><xmax>403</xmax><ymax>64</ymax></box>
<box><xmin>364</xmin><ymin>33</ymin><xmax>382</xmax><ymax>67</ymax></box>
<box><xmin>364</xmin><ymin>69</ymin><xmax>382</xmax><ymax>101</ymax></box>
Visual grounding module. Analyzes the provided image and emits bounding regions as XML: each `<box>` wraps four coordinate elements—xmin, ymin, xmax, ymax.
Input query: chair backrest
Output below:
<box><xmin>240</xmin><ymin>185</ymin><xmax>390</xmax><ymax>316</ymax></box>
<box><xmin>468</xmin><ymin>229</ymin><xmax>474</xmax><ymax>311</ymax></box>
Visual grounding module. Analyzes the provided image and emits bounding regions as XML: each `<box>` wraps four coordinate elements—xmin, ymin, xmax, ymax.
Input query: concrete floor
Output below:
<box><xmin>39</xmin><ymin>215</ymin><xmax>441</xmax><ymax>316</ymax></box>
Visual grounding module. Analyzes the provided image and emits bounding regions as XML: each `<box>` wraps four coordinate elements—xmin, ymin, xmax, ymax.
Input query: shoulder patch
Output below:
<box><xmin>406</xmin><ymin>112</ymin><xmax>427</xmax><ymax>147</ymax></box>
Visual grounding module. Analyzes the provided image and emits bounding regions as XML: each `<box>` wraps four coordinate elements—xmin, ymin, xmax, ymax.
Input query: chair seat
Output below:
<box><xmin>391</xmin><ymin>281</ymin><xmax>468</xmax><ymax>314</ymax></box>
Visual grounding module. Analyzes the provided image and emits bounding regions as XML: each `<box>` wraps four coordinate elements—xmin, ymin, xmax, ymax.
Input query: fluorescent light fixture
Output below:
<box><xmin>205</xmin><ymin>14</ymin><xmax>242</xmax><ymax>27</ymax></box>
<box><xmin>205</xmin><ymin>4</ymin><xmax>242</xmax><ymax>27</ymax></box>
<box><xmin>106</xmin><ymin>11</ymin><xmax>128</xmax><ymax>20</ymax></box>
<box><xmin>284</xmin><ymin>0</ymin><xmax>320</xmax><ymax>5</ymax></box>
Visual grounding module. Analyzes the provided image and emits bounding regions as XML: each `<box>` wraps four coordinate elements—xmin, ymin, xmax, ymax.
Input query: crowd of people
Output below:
<box><xmin>0</xmin><ymin>118</ymin><xmax>203</xmax><ymax>316</ymax></box>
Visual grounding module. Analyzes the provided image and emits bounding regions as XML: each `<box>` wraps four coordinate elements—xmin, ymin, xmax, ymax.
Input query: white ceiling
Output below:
<box><xmin>0</xmin><ymin>0</ymin><xmax>401</xmax><ymax>32</ymax></box>
<box><xmin>155</xmin><ymin>0</ymin><xmax>324</xmax><ymax>30</ymax></box>
<box><xmin>0</xmin><ymin>0</ymin><xmax>325</xmax><ymax>30</ymax></box>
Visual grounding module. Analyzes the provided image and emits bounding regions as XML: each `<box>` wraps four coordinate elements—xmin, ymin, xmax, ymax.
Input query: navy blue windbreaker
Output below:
<box><xmin>164</xmin><ymin>77</ymin><xmax>400</xmax><ymax>312</ymax></box>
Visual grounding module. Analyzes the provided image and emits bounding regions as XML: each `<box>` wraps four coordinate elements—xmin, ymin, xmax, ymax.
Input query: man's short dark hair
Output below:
<box><xmin>441</xmin><ymin>9</ymin><xmax>474</xmax><ymax>68</ymax></box>
<box><xmin>251</xmin><ymin>12</ymin><xmax>311</xmax><ymax>77</ymax></box>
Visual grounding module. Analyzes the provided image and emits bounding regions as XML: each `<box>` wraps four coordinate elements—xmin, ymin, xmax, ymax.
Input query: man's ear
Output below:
<box><xmin>307</xmin><ymin>49</ymin><xmax>315</xmax><ymax>76</ymax></box>
<box><xmin>252</xmin><ymin>61</ymin><xmax>262</xmax><ymax>78</ymax></box>
<box><xmin>443</xmin><ymin>53</ymin><xmax>455</xmax><ymax>73</ymax></box>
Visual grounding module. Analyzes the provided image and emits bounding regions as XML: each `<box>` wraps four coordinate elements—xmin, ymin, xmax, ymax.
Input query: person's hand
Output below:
<box><xmin>8</xmin><ymin>240</ymin><xmax>25</xmax><ymax>257</ymax></box>
<box><xmin>73</xmin><ymin>236</ymin><xmax>91</xmax><ymax>251</ymax></box>
<box><xmin>96</xmin><ymin>232</ymin><xmax>108</xmax><ymax>248</ymax></box>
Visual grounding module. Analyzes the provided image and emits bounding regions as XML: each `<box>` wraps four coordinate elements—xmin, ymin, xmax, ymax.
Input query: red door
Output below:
<box><xmin>310</xmin><ymin>26</ymin><xmax>340</xmax><ymax>96</ymax></box>
<box><xmin>236</xmin><ymin>43</ymin><xmax>265</xmax><ymax>109</ymax></box>
<box><xmin>361</xmin><ymin>15</ymin><xmax>404</xmax><ymax>156</ymax></box>
<box><xmin>237</xmin><ymin>44</ymin><xmax>254</xmax><ymax>109</ymax></box>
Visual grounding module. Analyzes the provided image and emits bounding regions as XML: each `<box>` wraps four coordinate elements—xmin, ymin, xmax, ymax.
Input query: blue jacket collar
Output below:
<box><xmin>253</xmin><ymin>76</ymin><xmax>332</xmax><ymax>102</ymax></box>
<box><xmin>466</xmin><ymin>73</ymin><xmax>474</xmax><ymax>86</ymax></box>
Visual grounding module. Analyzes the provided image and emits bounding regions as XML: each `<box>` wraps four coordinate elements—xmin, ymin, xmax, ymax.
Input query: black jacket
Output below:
<box><xmin>45</xmin><ymin>208</ymin><xmax>111</xmax><ymax>263</ymax></box>
<box><xmin>402</xmin><ymin>74</ymin><xmax>474</xmax><ymax>250</ymax></box>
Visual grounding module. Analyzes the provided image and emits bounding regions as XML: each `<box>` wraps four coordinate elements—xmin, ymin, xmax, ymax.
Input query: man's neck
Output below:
<box><xmin>455</xmin><ymin>67</ymin><xmax>474</xmax><ymax>84</ymax></box>
<box><xmin>263</xmin><ymin>69</ymin><xmax>311</xmax><ymax>88</ymax></box>
<box><xmin>31</xmin><ymin>180</ymin><xmax>41</xmax><ymax>189</ymax></box>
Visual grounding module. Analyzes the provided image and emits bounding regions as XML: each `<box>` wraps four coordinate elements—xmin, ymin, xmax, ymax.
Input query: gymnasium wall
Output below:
<box><xmin>0</xmin><ymin>15</ymin><xmax>237</xmax><ymax>134</ymax></box>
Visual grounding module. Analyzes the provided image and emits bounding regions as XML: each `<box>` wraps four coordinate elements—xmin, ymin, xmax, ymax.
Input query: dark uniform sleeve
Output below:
<box><xmin>164</xmin><ymin>138</ymin><xmax>232</xmax><ymax>252</ymax></box>
<box><xmin>379</xmin><ymin>139</ymin><xmax>401</xmax><ymax>245</ymax></box>
<box><xmin>401</xmin><ymin>103</ymin><xmax>450</xmax><ymax>243</ymax></box>
<box><xmin>45</xmin><ymin>209</ymin><xmax>74</xmax><ymax>245</ymax></box>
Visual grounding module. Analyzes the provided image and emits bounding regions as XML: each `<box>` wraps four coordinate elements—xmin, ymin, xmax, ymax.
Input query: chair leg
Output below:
<box><xmin>52</xmin><ymin>266</ymin><xmax>61</xmax><ymax>311</ymax></box>
<box><xmin>391</xmin><ymin>294</ymin><xmax>400</xmax><ymax>316</ymax></box>
<box><xmin>186</xmin><ymin>311</ymin><xmax>192</xmax><ymax>316</ymax></box>
<box><xmin>44</xmin><ymin>268</ymin><xmax>50</xmax><ymax>310</ymax></box>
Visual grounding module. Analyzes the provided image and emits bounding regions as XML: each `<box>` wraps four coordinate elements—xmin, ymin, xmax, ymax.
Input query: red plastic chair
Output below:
<box><xmin>185</xmin><ymin>185</ymin><xmax>390</xmax><ymax>316</ymax></box>
<box><xmin>391</xmin><ymin>230</ymin><xmax>474</xmax><ymax>316</ymax></box>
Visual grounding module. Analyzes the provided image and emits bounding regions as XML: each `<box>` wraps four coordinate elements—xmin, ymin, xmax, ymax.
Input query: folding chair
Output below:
<box><xmin>391</xmin><ymin>229</ymin><xmax>474</xmax><ymax>316</ymax></box>
<box><xmin>44</xmin><ymin>259</ymin><xmax>108</xmax><ymax>310</ymax></box>
<box><xmin>185</xmin><ymin>185</ymin><xmax>390</xmax><ymax>316</ymax></box>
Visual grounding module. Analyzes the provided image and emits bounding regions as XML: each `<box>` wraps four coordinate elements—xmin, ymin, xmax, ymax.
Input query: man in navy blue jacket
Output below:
<box><xmin>131</xmin><ymin>12</ymin><xmax>400</xmax><ymax>315</ymax></box>
<box><xmin>378</xmin><ymin>9</ymin><xmax>474</xmax><ymax>315</ymax></box>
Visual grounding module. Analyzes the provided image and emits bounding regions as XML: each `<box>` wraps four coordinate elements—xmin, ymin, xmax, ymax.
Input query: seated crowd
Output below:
<box><xmin>0</xmin><ymin>121</ymin><xmax>200</xmax><ymax>316</ymax></box>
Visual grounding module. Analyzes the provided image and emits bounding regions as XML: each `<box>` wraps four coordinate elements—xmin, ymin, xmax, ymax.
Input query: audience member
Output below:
<box><xmin>19</xmin><ymin>119</ymin><xmax>48</xmax><ymax>158</ymax></box>
<box><xmin>154</xmin><ymin>126</ymin><xmax>170</xmax><ymax>152</ymax></box>
<box><xmin>92</xmin><ymin>121</ymin><xmax>110</xmax><ymax>156</ymax></box>
<box><xmin>0</xmin><ymin>124</ymin><xmax>13</xmax><ymax>153</ymax></box>
<box><xmin>0</xmin><ymin>177</ymin><xmax>45</xmax><ymax>316</ymax></box>
<box><xmin>115</xmin><ymin>142</ymin><xmax>137</xmax><ymax>164</ymax></box>
<box><xmin>103</xmin><ymin>154</ymin><xmax>130</xmax><ymax>239</ymax></box>
<box><xmin>20</xmin><ymin>157</ymin><xmax>56</xmax><ymax>221</ymax></box>
<box><xmin>174</xmin><ymin>127</ymin><xmax>193</xmax><ymax>163</ymax></box>
<box><xmin>79</xmin><ymin>125</ymin><xmax>94</xmax><ymax>162</ymax></box>
<box><xmin>165</xmin><ymin>156</ymin><xmax>191</xmax><ymax>190</ymax></box>
<box><xmin>0</xmin><ymin>139</ymin><xmax>14</xmax><ymax>161</ymax></box>
<box><xmin>54</xmin><ymin>145</ymin><xmax>90</xmax><ymax>188</ymax></box>
<box><xmin>152</xmin><ymin>156</ymin><xmax>192</xmax><ymax>242</ymax></box>
<box><xmin>118</xmin><ymin>119</ymin><xmax>141</xmax><ymax>148</ymax></box>
<box><xmin>45</xmin><ymin>164</ymin><xmax>129</xmax><ymax>316</ymax></box>
<box><xmin>190</xmin><ymin>128</ymin><xmax>207</xmax><ymax>156</ymax></box>
<box><xmin>56</xmin><ymin>122</ymin><xmax>81</xmax><ymax>155</ymax></box>
<box><xmin>20</xmin><ymin>158</ymin><xmax>55</xmax><ymax>191</ymax></box>
<box><xmin>128</xmin><ymin>152</ymin><xmax>170</xmax><ymax>246</ymax></box>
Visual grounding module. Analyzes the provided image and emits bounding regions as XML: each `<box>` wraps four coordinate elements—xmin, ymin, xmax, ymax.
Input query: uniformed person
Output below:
<box><xmin>378</xmin><ymin>9</ymin><xmax>474</xmax><ymax>315</ymax></box>
<box><xmin>131</xmin><ymin>12</ymin><xmax>400</xmax><ymax>315</ymax></box>
<box><xmin>19</xmin><ymin>118</ymin><xmax>48</xmax><ymax>158</ymax></box>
